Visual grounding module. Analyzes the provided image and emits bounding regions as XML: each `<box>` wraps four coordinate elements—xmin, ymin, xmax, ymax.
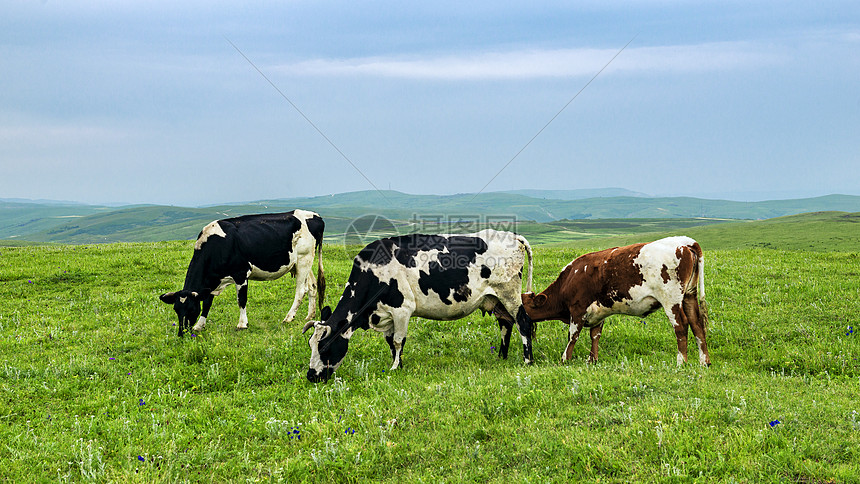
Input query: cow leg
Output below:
<box><xmin>285</xmin><ymin>257</ymin><xmax>314</xmax><ymax>323</ymax></box>
<box><xmin>492</xmin><ymin>299</ymin><xmax>533</xmax><ymax>364</ymax></box>
<box><xmin>492</xmin><ymin>301</ymin><xmax>515</xmax><ymax>359</ymax></box>
<box><xmin>386</xmin><ymin>331</ymin><xmax>408</xmax><ymax>371</ymax></box>
<box><xmin>588</xmin><ymin>323</ymin><xmax>604</xmax><ymax>363</ymax></box>
<box><xmin>384</xmin><ymin>332</ymin><xmax>408</xmax><ymax>370</ymax></box>
<box><xmin>497</xmin><ymin>319</ymin><xmax>513</xmax><ymax>359</ymax></box>
<box><xmin>305</xmin><ymin>269</ymin><xmax>318</xmax><ymax>320</ymax></box>
<box><xmin>666</xmin><ymin>303</ymin><xmax>689</xmax><ymax>365</ymax></box>
<box><xmin>385</xmin><ymin>310</ymin><xmax>411</xmax><ymax>370</ymax></box>
<box><xmin>563</xmin><ymin>316</ymin><xmax>586</xmax><ymax>362</ymax></box>
<box><xmin>684</xmin><ymin>294</ymin><xmax>711</xmax><ymax>366</ymax></box>
<box><xmin>236</xmin><ymin>282</ymin><xmax>249</xmax><ymax>330</ymax></box>
<box><xmin>514</xmin><ymin>306</ymin><xmax>534</xmax><ymax>365</ymax></box>
<box><xmin>192</xmin><ymin>295</ymin><xmax>214</xmax><ymax>332</ymax></box>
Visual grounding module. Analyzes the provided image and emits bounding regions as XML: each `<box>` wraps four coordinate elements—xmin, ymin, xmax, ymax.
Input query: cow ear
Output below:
<box><xmin>533</xmin><ymin>293</ymin><xmax>548</xmax><ymax>308</ymax></box>
<box><xmin>321</xmin><ymin>306</ymin><xmax>332</xmax><ymax>321</ymax></box>
<box><xmin>159</xmin><ymin>292</ymin><xmax>177</xmax><ymax>304</ymax></box>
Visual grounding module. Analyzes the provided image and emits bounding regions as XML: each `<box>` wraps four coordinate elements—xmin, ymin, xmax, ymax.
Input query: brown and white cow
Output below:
<box><xmin>522</xmin><ymin>236</ymin><xmax>710</xmax><ymax>366</ymax></box>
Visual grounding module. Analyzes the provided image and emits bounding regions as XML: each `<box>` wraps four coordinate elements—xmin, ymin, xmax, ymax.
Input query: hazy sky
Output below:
<box><xmin>2</xmin><ymin>1</ymin><xmax>858</xmax><ymax>206</ymax></box>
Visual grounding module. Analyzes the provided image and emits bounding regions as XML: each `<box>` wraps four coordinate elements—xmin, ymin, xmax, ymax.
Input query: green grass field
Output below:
<box><xmin>1</xmin><ymin>228</ymin><xmax>858</xmax><ymax>481</ymax></box>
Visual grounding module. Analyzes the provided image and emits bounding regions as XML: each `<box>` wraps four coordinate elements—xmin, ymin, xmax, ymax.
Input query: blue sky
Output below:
<box><xmin>1</xmin><ymin>1</ymin><xmax>858</xmax><ymax>205</ymax></box>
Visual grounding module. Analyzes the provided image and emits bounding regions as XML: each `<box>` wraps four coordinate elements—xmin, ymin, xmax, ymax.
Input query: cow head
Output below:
<box><xmin>521</xmin><ymin>292</ymin><xmax>548</xmax><ymax>309</ymax></box>
<box><xmin>303</xmin><ymin>306</ymin><xmax>352</xmax><ymax>382</ymax></box>
<box><xmin>159</xmin><ymin>290</ymin><xmax>206</xmax><ymax>337</ymax></box>
<box><xmin>521</xmin><ymin>291</ymin><xmax>551</xmax><ymax>323</ymax></box>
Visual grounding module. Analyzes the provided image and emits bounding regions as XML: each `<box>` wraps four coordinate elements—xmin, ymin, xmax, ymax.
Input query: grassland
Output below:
<box><xmin>0</xmin><ymin>226</ymin><xmax>858</xmax><ymax>481</ymax></box>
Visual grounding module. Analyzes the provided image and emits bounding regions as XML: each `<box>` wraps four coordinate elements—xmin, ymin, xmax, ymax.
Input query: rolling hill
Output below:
<box><xmin>3</xmin><ymin>191</ymin><xmax>860</xmax><ymax>245</ymax></box>
<box><xmin>557</xmin><ymin>211</ymin><xmax>860</xmax><ymax>252</ymax></box>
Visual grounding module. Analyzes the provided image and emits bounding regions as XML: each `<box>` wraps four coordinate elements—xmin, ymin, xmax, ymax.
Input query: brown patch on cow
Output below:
<box><xmin>588</xmin><ymin>243</ymin><xmax>647</xmax><ymax>309</ymax></box>
<box><xmin>670</xmin><ymin>303</ymin><xmax>686</xmax><ymax>325</ymax></box>
<box><xmin>675</xmin><ymin>246</ymin><xmax>696</xmax><ymax>294</ymax></box>
<box><xmin>661</xmin><ymin>265</ymin><xmax>671</xmax><ymax>283</ymax></box>
<box><xmin>670</xmin><ymin>303</ymin><xmax>689</xmax><ymax>361</ymax></box>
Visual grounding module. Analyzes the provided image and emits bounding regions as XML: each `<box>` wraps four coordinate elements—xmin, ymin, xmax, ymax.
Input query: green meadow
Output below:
<box><xmin>0</xmin><ymin>216</ymin><xmax>859</xmax><ymax>482</ymax></box>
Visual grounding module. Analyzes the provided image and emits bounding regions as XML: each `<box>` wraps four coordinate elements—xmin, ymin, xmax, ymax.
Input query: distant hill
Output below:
<box><xmin>0</xmin><ymin>200</ymin><xmax>112</xmax><ymax>241</ymax></box>
<box><xmin>501</xmin><ymin>188</ymin><xmax>650</xmax><ymax>200</ymax></box>
<box><xmin>4</xmin><ymin>191</ymin><xmax>860</xmax><ymax>245</ymax></box>
<box><xmin>228</xmin><ymin>191</ymin><xmax>860</xmax><ymax>222</ymax></box>
<box><xmin>560</xmin><ymin>211</ymin><xmax>860</xmax><ymax>252</ymax></box>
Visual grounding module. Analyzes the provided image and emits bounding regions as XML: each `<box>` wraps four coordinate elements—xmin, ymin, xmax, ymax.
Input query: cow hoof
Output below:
<box><xmin>235</xmin><ymin>326</ymin><xmax>248</xmax><ymax>331</ymax></box>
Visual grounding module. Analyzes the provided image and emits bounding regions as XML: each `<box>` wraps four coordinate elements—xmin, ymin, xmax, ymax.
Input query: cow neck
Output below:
<box><xmin>327</xmin><ymin>267</ymin><xmax>376</xmax><ymax>332</ymax></box>
<box><xmin>530</xmin><ymin>275</ymin><xmax>569</xmax><ymax>322</ymax></box>
<box><xmin>182</xmin><ymin>250</ymin><xmax>213</xmax><ymax>292</ymax></box>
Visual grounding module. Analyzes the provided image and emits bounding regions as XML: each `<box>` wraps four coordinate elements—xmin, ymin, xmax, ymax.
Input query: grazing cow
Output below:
<box><xmin>522</xmin><ymin>236</ymin><xmax>710</xmax><ymax>366</ymax></box>
<box><xmin>303</xmin><ymin>229</ymin><xmax>534</xmax><ymax>382</ymax></box>
<box><xmin>159</xmin><ymin>210</ymin><xmax>325</xmax><ymax>336</ymax></box>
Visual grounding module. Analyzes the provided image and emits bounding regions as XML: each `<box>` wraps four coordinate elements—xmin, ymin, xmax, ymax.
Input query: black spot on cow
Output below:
<box><xmin>357</xmin><ymin>239</ymin><xmax>395</xmax><ymax>267</ymax></box>
<box><xmin>370</xmin><ymin>313</ymin><xmax>382</xmax><ymax>327</ymax></box>
<box><xmin>480</xmin><ymin>265</ymin><xmax>491</xmax><ymax>278</ymax></box>
<box><xmin>326</xmin><ymin>262</ymin><xmax>405</xmax><ymax>334</ymax></box>
<box><xmin>415</xmin><ymin>236</ymin><xmax>487</xmax><ymax>304</ymax></box>
<box><xmin>355</xmin><ymin>234</ymin><xmax>488</xmax><ymax>305</ymax></box>
<box><xmin>418</xmin><ymin>258</ymin><xmax>473</xmax><ymax>304</ymax></box>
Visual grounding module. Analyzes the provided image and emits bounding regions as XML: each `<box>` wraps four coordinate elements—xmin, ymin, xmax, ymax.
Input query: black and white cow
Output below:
<box><xmin>303</xmin><ymin>229</ymin><xmax>534</xmax><ymax>382</ymax></box>
<box><xmin>159</xmin><ymin>210</ymin><xmax>325</xmax><ymax>336</ymax></box>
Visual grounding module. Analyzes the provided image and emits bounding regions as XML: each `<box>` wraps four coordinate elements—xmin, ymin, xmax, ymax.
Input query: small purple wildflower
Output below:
<box><xmin>289</xmin><ymin>426</ymin><xmax>301</xmax><ymax>440</ymax></box>
<box><xmin>769</xmin><ymin>420</ymin><xmax>781</xmax><ymax>427</ymax></box>
<box><xmin>109</xmin><ymin>357</ymin><xmax>115</xmax><ymax>361</ymax></box>
<box><xmin>139</xmin><ymin>399</ymin><xmax>145</xmax><ymax>406</ymax></box>
<box><xmin>345</xmin><ymin>427</ymin><xmax>355</xmax><ymax>435</ymax></box>
<box><xmin>847</xmin><ymin>326</ymin><xmax>854</xmax><ymax>336</ymax></box>
<box><xmin>138</xmin><ymin>455</ymin><xmax>145</xmax><ymax>462</ymax></box>
<box><xmin>190</xmin><ymin>333</ymin><xmax>197</xmax><ymax>337</ymax></box>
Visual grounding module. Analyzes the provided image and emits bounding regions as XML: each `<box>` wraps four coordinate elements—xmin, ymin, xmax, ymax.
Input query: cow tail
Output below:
<box><xmin>518</xmin><ymin>235</ymin><xmax>533</xmax><ymax>293</ymax></box>
<box><xmin>517</xmin><ymin>234</ymin><xmax>536</xmax><ymax>339</ymax></box>
<box><xmin>695</xmin><ymin>244</ymin><xmax>709</xmax><ymax>329</ymax></box>
<box><xmin>315</xmin><ymin>237</ymin><xmax>326</xmax><ymax>316</ymax></box>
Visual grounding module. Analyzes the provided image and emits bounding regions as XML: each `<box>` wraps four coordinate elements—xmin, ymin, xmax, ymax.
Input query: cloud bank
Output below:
<box><xmin>276</xmin><ymin>42</ymin><xmax>780</xmax><ymax>80</ymax></box>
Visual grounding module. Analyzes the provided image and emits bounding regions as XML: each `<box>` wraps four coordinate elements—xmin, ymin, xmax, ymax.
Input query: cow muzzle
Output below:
<box><xmin>307</xmin><ymin>366</ymin><xmax>334</xmax><ymax>383</ymax></box>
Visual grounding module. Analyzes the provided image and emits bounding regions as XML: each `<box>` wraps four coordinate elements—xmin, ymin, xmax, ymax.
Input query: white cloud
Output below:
<box><xmin>275</xmin><ymin>41</ymin><xmax>782</xmax><ymax>80</ymax></box>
